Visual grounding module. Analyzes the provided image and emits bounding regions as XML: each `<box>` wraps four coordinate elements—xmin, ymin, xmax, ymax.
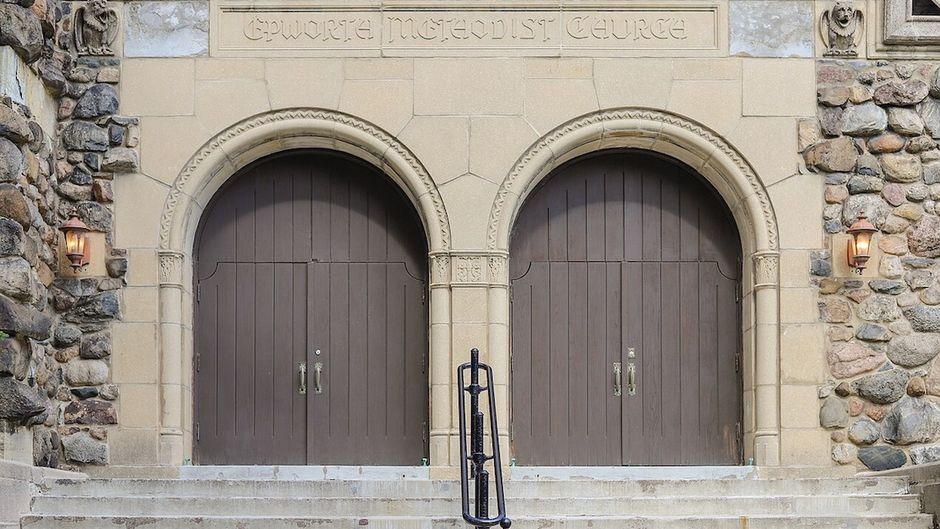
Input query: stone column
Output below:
<box><xmin>158</xmin><ymin>251</ymin><xmax>185</xmax><ymax>465</ymax></box>
<box><xmin>752</xmin><ymin>250</ymin><xmax>781</xmax><ymax>466</ymax></box>
<box><xmin>486</xmin><ymin>254</ymin><xmax>511</xmax><ymax>465</ymax></box>
<box><xmin>429</xmin><ymin>253</ymin><xmax>453</xmax><ymax>469</ymax></box>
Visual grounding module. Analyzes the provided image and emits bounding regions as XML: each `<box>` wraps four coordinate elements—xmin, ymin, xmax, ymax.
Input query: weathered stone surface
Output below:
<box><xmin>70</xmin><ymin>386</ymin><xmax>97</xmax><ymax>399</ymax></box>
<box><xmin>61</xmin><ymin>122</ymin><xmax>108</xmax><ymax>152</ymax></box>
<box><xmin>856</xmin><ymin>323</ymin><xmax>892</xmax><ymax>342</ymax></box>
<box><xmin>804</xmin><ymin>136</ymin><xmax>858</xmax><ymax>173</ymax></box>
<box><xmin>101</xmin><ymin>148</ymin><xmax>139</xmax><ymax>172</ymax></box>
<box><xmin>125</xmin><ymin>1</ymin><xmax>209</xmax><ymax>57</ymax></box>
<box><xmin>896</xmin><ymin>203</ymin><xmax>924</xmax><ymax>221</ymax></box>
<box><xmin>874</xmin><ymin>80</ymin><xmax>930</xmax><ymax>106</ymax></box>
<box><xmin>0</xmin><ymin>293</ymin><xmax>51</xmax><ymax>339</ymax></box>
<box><xmin>0</xmin><ymin>375</ymin><xmax>44</xmax><ymax>422</ymax></box>
<box><xmin>0</xmin><ymin>136</ymin><xmax>23</xmax><ymax>182</ymax></box>
<box><xmin>66</xmin><ymin>290</ymin><xmax>120</xmax><ymax>323</ymax></box>
<box><xmin>0</xmin><ymin>335</ymin><xmax>27</xmax><ymax>378</ymax></box>
<box><xmin>883</xmin><ymin>397</ymin><xmax>940</xmax><ymax>445</ymax></box>
<box><xmin>870</xmin><ymin>279</ymin><xmax>906</xmax><ymax>295</ymax></box>
<box><xmin>848</xmin><ymin>418</ymin><xmax>881</xmax><ymax>445</ymax></box>
<box><xmin>842</xmin><ymin>194</ymin><xmax>891</xmax><ymax>228</ymax></box>
<box><xmin>880</xmin><ymin>234</ymin><xmax>909</xmax><ymax>254</ymax></box>
<box><xmin>0</xmin><ymin>104</ymin><xmax>31</xmax><ymax>144</ymax></box>
<box><xmin>857</xmin><ymin>295</ymin><xmax>902</xmax><ymax>322</ymax></box>
<box><xmin>887</xmin><ymin>334</ymin><xmax>940</xmax><ymax>367</ymax></box>
<box><xmin>832</xmin><ymin>443</ymin><xmax>857</xmax><ymax>464</ymax></box>
<box><xmin>0</xmin><ymin>256</ymin><xmax>37</xmax><ymax>301</ymax></box>
<box><xmin>62</xmin><ymin>431</ymin><xmax>107</xmax><ymax>464</ymax></box>
<box><xmin>73</xmin><ymin>84</ymin><xmax>119</xmax><ymax>119</ymax></box>
<box><xmin>908</xmin><ymin>216</ymin><xmax>940</xmax><ymax>257</ymax></box>
<box><xmin>0</xmin><ymin>184</ymin><xmax>30</xmax><ymax>228</ymax></box>
<box><xmin>820</xmin><ymin>396</ymin><xmax>849</xmax><ymax>429</ymax></box>
<box><xmin>819</xmin><ymin>107</ymin><xmax>845</xmax><ymax>138</ymax></box>
<box><xmin>881</xmin><ymin>153</ymin><xmax>923</xmax><ymax>183</ymax></box>
<box><xmin>909</xmin><ymin>376</ymin><xmax>928</xmax><ymax>397</ymax></box>
<box><xmin>74</xmin><ymin>200</ymin><xmax>112</xmax><ymax>233</ymax></box>
<box><xmin>847</xmin><ymin>175</ymin><xmax>884</xmax><ymax>194</ymax></box>
<box><xmin>79</xmin><ymin>331</ymin><xmax>110</xmax><ymax>359</ymax></box>
<box><xmin>0</xmin><ymin>4</ymin><xmax>42</xmax><ymax>63</ymax></box>
<box><xmin>828</xmin><ymin>341</ymin><xmax>886</xmax><ymax>379</ymax></box>
<box><xmin>904</xmin><ymin>304</ymin><xmax>940</xmax><ymax>332</ymax></box>
<box><xmin>911</xmin><ymin>444</ymin><xmax>940</xmax><ymax>465</ymax></box>
<box><xmin>98</xmin><ymin>383</ymin><xmax>118</xmax><ymax>400</ymax></box>
<box><xmin>889</xmin><ymin>107</ymin><xmax>925</xmax><ymax>135</ymax></box>
<box><xmin>852</xmin><ymin>369</ymin><xmax>911</xmax><ymax>404</ymax></box>
<box><xmin>906</xmin><ymin>270</ymin><xmax>934</xmax><ymax>290</ymax></box>
<box><xmin>818</xmin><ymin>87</ymin><xmax>850</xmax><ymax>107</ymax></box>
<box><xmin>842</xmin><ymin>103</ymin><xmax>888</xmax><ymax>136</ymax></box>
<box><xmin>33</xmin><ymin>428</ymin><xmax>59</xmax><ymax>468</ymax></box>
<box><xmin>0</xmin><ymin>217</ymin><xmax>23</xmax><ymax>257</ymax></box>
<box><xmin>64</xmin><ymin>359</ymin><xmax>108</xmax><ymax>386</ymax></box>
<box><xmin>869</xmin><ymin>134</ymin><xmax>906</xmax><ymax>154</ymax></box>
<box><xmin>858</xmin><ymin>445</ymin><xmax>907</xmax><ymax>471</ymax></box>
<box><xmin>922</xmin><ymin>99</ymin><xmax>940</xmax><ymax>138</ymax></box>
<box><xmin>63</xmin><ymin>399</ymin><xmax>117</xmax><ymax>425</ymax></box>
<box><xmin>819</xmin><ymin>297</ymin><xmax>851</xmax><ymax>323</ymax></box>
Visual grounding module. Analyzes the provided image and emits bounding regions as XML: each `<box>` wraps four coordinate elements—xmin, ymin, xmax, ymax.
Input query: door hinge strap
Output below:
<box><xmin>195</xmin><ymin>422</ymin><xmax>200</xmax><ymax>442</ymax></box>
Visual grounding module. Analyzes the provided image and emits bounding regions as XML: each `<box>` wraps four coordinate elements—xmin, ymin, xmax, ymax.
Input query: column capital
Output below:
<box><xmin>751</xmin><ymin>251</ymin><xmax>780</xmax><ymax>291</ymax></box>
<box><xmin>430</xmin><ymin>251</ymin><xmax>509</xmax><ymax>288</ymax></box>
<box><xmin>158</xmin><ymin>251</ymin><xmax>185</xmax><ymax>287</ymax></box>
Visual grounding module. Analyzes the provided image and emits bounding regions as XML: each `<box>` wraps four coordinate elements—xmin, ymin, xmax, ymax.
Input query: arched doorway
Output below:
<box><xmin>192</xmin><ymin>150</ymin><xmax>429</xmax><ymax>465</ymax></box>
<box><xmin>509</xmin><ymin>150</ymin><xmax>742</xmax><ymax>466</ymax></box>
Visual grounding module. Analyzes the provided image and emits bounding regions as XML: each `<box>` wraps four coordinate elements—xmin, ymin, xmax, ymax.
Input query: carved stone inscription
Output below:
<box><xmin>216</xmin><ymin>5</ymin><xmax>720</xmax><ymax>55</ymax></box>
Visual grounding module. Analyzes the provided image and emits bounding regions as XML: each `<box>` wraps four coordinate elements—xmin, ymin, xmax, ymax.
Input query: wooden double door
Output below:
<box><xmin>510</xmin><ymin>151</ymin><xmax>743</xmax><ymax>466</ymax></box>
<box><xmin>193</xmin><ymin>151</ymin><xmax>429</xmax><ymax>465</ymax></box>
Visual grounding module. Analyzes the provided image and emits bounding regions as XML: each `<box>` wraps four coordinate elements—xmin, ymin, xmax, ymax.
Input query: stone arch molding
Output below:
<box><xmin>487</xmin><ymin>107</ymin><xmax>779</xmax><ymax>255</ymax></box>
<box><xmin>154</xmin><ymin>108</ymin><xmax>451</xmax><ymax>465</ymax></box>
<box><xmin>486</xmin><ymin>108</ymin><xmax>784</xmax><ymax>465</ymax></box>
<box><xmin>159</xmin><ymin>108</ymin><xmax>452</xmax><ymax>254</ymax></box>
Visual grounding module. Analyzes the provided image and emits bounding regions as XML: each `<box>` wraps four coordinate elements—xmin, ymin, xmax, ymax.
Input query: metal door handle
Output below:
<box><xmin>627</xmin><ymin>363</ymin><xmax>636</xmax><ymax>396</ymax></box>
<box><xmin>298</xmin><ymin>362</ymin><xmax>307</xmax><ymax>395</ymax></box>
<box><xmin>613</xmin><ymin>362</ymin><xmax>622</xmax><ymax>397</ymax></box>
<box><xmin>313</xmin><ymin>362</ymin><xmax>323</xmax><ymax>394</ymax></box>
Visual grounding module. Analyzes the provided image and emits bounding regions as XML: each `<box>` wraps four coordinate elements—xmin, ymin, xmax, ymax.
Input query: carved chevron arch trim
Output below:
<box><xmin>486</xmin><ymin>108</ymin><xmax>779</xmax><ymax>251</ymax></box>
<box><xmin>159</xmin><ymin>108</ymin><xmax>451</xmax><ymax>250</ymax></box>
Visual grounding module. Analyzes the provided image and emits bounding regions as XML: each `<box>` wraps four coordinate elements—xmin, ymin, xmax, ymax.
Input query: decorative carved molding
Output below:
<box><xmin>159</xmin><ymin>108</ymin><xmax>450</xmax><ymax>251</ymax></box>
<box><xmin>454</xmin><ymin>256</ymin><xmax>484</xmax><ymax>284</ymax></box>
<box><xmin>159</xmin><ymin>251</ymin><xmax>184</xmax><ymax>286</ymax></box>
<box><xmin>73</xmin><ymin>0</ymin><xmax>119</xmax><ymax>56</ymax></box>
<box><xmin>820</xmin><ymin>1</ymin><xmax>863</xmax><ymax>57</ymax></box>
<box><xmin>752</xmin><ymin>252</ymin><xmax>780</xmax><ymax>289</ymax></box>
<box><xmin>430</xmin><ymin>254</ymin><xmax>450</xmax><ymax>285</ymax></box>
<box><xmin>486</xmin><ymin>108</ymin><xmax>779</xmax><ymax>252</ymax></box>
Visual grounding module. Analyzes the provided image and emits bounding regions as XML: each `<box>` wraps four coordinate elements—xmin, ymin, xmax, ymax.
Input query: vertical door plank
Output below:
<box><xmin>510</xmin><ymin>275</ymin><xmax>532</xmax><ymax>454</ymax></box>
<box><xmin>698</xmin><ymin>264</ymin><xmax>720</xmax><ymax>462</ymax></box>
<box><xmin>527</xmin><ymin>263</ymin><xmax>551</xmax><ymax>464</ymax></box>
<box><xmin>347</xmin><ymin>262</ymin><xmax>369</xmax><ymax>458</ymax></box>
<box><xmin>548</xmin><ymin>261</ymin><xmax>570</xmax><ymax>464</ymax></box>
<box><xmin>678</xmin><ymin>261</ymin><xmax>701</xmax><ymax>464</ymax></box>
<box><xmin>403</xmin><ymin>269</ymin><xmax>428</xmax><ymax>464</ymax></box>
<box><xmin>567</xmin><ymin>261</ymin><xmax>588</xmax><ymax>464</ymax></box>
<box><xmin>621</xmin><ymin>262</ymin><xmax>643</xmax><ymax>465</ymax></box>
<box><xmin>659</xmin><ymin>261</ymin><xmax>681</xmax><ymax>462</ymax></box>
<box><xmin>585</xmin><ymin>262</ymin><xmax>608</xmax><ymax>464</ymax></box>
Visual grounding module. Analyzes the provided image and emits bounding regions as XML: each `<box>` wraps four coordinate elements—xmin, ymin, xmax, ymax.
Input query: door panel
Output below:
<box><xmin>510</xmin><ymin>150</ymin><xmax>741</xmax><ymax>466</ymax></box>
<box><xmin>194</xmin><ymin>151</ymin><xmax>428</xmax><ymax>465</ymax></box>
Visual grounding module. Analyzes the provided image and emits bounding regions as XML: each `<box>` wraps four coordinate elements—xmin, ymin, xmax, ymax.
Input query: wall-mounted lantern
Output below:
<box><xmin>59</xmin><ymin>212</ymin><xmax>90</xmax><ymax>270</ymax></box>
<box><xmin>846</xmin><ymin>211</ymin><xmax>877</xmax><ymax>274</ymax></box>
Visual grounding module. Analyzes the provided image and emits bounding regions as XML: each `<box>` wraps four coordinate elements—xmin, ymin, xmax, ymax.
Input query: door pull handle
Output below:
<box><xmin>313</xmin><ymin>362</ymin><xmax>323</xmax><ymax>394</ymax></box>
<box><xmin>298</xmin><ymin>362</ymin><xmax>307</xmax><ymax>395</ymax></box>
<box><xmin>627</xmin><ymin>363</ymin><xmax>637</xmax><ymax>396</ymax></box>
<box><xmin>613</xmin><ymin>362</ymin><xmax>622</xmax><ymax>397</ymax></box>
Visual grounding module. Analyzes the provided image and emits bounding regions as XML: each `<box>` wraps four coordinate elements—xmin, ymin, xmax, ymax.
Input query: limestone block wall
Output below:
<box><xmin>0</xmin><ymin>0</ymin><xmax>135</xmax><ymax>469</ymax></box>
<box><xmin>807</xmin><ymin>60</ymin><xmax>940</xmax><ymax>471</ymax></box>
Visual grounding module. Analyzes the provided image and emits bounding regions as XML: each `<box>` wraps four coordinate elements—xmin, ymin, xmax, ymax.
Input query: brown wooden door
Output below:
<box><xmin>194</xmin><ymin>151</ymin><xmax>429</xmax><ymax>465</ymax></box>
<box><xmin>510</xmin><ymin>150</ymin><xmax>742</xmax><ymax>466</ymax></box>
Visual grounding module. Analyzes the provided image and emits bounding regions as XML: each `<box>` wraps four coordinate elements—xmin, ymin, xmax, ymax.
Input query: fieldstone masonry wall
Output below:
<box><xmin>0</xmin><ymin>0</ymin><xmax>135</xmax><ymax>469</ymax></box>
<box><xmin>807</xmin><ymin>60</ymin><xmax>940</xmax><ymax>471</ymax></box>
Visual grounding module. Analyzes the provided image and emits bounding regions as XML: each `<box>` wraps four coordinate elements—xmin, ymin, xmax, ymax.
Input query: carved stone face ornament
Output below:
<box><xmin>73</xmin><ymin>0</ymin><xmax>119</xmax><ymax>56</ymax></box>
<box><xmin>821</xmin><ymin>1</ymin><xmax>863</xmax><ymax>57</ymax></box>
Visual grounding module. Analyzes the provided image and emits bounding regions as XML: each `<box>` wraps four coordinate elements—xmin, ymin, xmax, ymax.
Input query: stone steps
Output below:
<box><xmin>39</xmin><ymin>476</ymin><xmax>912</xmax><ymax>498</ymax></box>
<box><xmin>29</xmin><ymin>494</ymin><xmax>924</xmax><ymax>517</ymax></box>
<box><xmin>18</xmin><ymin>514</ymin><xmax>936</xmax><ymax>529</ymax></box>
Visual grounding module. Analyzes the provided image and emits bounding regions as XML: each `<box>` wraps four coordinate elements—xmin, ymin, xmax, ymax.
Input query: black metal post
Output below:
<box><xmin>458</xmin><ymin>348</ymin><xmax>511</xmax><ymax>528</ymax></box>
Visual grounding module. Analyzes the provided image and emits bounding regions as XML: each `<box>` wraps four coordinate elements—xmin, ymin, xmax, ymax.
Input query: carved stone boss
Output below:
<box><xmin>73</xmin><ymin>0</ymin><xmax>119</xmax><ymax>56</ymax></box>
<box><xmin>820</xmin><ymin>1</ymin><xmax>863</xmax><ymax>57</ymax></box>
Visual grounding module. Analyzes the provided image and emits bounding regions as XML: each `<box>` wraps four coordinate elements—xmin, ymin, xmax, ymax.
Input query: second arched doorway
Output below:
<box><xmin>193</xmin><ymin>150</ymin><xmax>429</xmax><ymax>465</ymax></box>
<box><xmin>509</xmin><ymin>150</ymin><xmax>743</xmax><ymax>466</ymax></box>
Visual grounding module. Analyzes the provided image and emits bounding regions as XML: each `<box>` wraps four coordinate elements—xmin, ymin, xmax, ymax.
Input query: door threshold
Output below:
<box><xmin>179</xmin><ymin>465</ymin><xmax>430</xmax><ymax>481</ymax></box>
<box><xmin>509</xmin><ymin>466</ymin><xmax>757</xmax><ymax>481</ymax></box>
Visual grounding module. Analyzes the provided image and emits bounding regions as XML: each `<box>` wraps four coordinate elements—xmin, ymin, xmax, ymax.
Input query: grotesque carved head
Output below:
<box><xmin>834</xmin><ymin>1</ymin><xmax>855</xmax><ymax>27</ymax></box>
<box><xmin>88</xmin><ymin>0</ymin><xmax>109</xmax><ymax>16</ymax></box>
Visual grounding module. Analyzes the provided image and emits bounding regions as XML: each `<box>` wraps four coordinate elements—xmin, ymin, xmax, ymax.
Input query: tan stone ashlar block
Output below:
<box><xmin>121</xmin><ymin>59</ymin><xmax>196</xmax><ymax>117</ymax></box>
<box><xmin>780</xmin><ymin>428</ymin><xmax>832</xmax><ymax>466</ymax></box>
<box><xmin>264</xmin><ymin>59</ymin><xmax>344</xmax><ymax>109</ymax></box>
<box><xmin>345</xmin><ymin>58</ymin><xmax>414</xmax><ymax>80</ymax></box>
<box><xmin>781</xmin><ymin>385</ymin><xmax>823</xmax><ymax>429</ymax></box>
<box><xmin>767</xmin><ymin>172</ymin><xmax>824</xmax><ymax>250</ymax></box>
<box><xmin>780</xmin><ymin>324</ymin><xmax>827</xmax><ymax>385</ymax></box>
<box><xmin>114</xmin><ymin>173</ymin><xmax>171</xmax><ymax>249</ymax></box>
<box><xmin>779</xmin><ymin>250</ymin><xmax>811</xmax><ymax>288</ymax></box>
<box><xmin>139</xmin><ymin>115</ymin><xmax>216</xmax><ymax>186</ymax></box>
<box><xmin>523</xmin><ymin>78</ymin><xmax>599</xmax><ymax>135</ymax></box>
<box><xmin>667</xmin><ymin>79</ymin><xmax>741</xmax><ymax>136</ymax></box>
<box><xmin>414</xmin><ymin>58</ymin><xmax>524</xmax><ymax>116</ymax></box>
<box><xmin>742</xmin><ymin>58</ymin><xmax>816</xmax><ymax>117</ymax></box>
<box><xmin>338</xmin><ymin>79</ymin><xmax>414</xmax><ymax>135</ymax></box>
<box><xmin>193</xmin><ymin>79</ymin><xmax>272</xmax><ymax>139</ymax></box>
<box><xmin>439</xmin><ymin>175</ymin><xmax>499</xmax><ymax>250</ymax></box>
<box><xmin>727</xmin><ymin>117</ymin><xmax>801</xmax><ymax>187</ymax></box>
<box><xmin>195</xmin><ymin>58</ymin><xmax>265</xmax><ymax>80</ymax></box>
<box><xmin>524</xmin><ymin>58</ymin><xmax>592</xmax><ymax>79</ymax></box>
<box><xmin>112</xmin><ymin>322</ymin><xmax>159</xmax><ymax>384</ymax></box>
<box><xmin>469</xmin><ymin>117</ymin><xmax>539</xmax><ymax>185</ymax></box>
<box><xmin>780</xmin><ymin>288</ymin><xmax>818</xmax><ymax>325</ymax></box>
<box><xmin>398</xmin><ymin>116</ymin><xmax>470</xmax><ymax>185</ymax></box>
<box><xmin>121</xmin><ymin>286</ymin><xmax>159</xmax><ymax>323</ymax></box>
<box><xmin>119</xmin><ymin>384</ymin><xmax>161</xmax><ymax>428</ymax></box>
<box><xmin>594</xmin><ymin>58</ymin><xmax>674</xmax><ymax>109</ymax></box>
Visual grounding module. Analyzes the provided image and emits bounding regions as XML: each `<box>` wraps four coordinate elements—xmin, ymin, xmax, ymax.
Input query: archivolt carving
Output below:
<box><xmin>159</xmin><ymin>108</ymin><xmax>450</xmax><ymax>251</ymax></box>
<box><xmin>486</xmin><ymin>108</ymin><xmax>779</xmax><ymax>252</ymax></box>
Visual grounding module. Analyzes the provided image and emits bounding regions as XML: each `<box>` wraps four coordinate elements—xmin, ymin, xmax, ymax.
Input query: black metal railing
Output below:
<box><xmin>457</xmin><ymin>348</ymin><xmax>511</xmax><ymax>528</ymax></box>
